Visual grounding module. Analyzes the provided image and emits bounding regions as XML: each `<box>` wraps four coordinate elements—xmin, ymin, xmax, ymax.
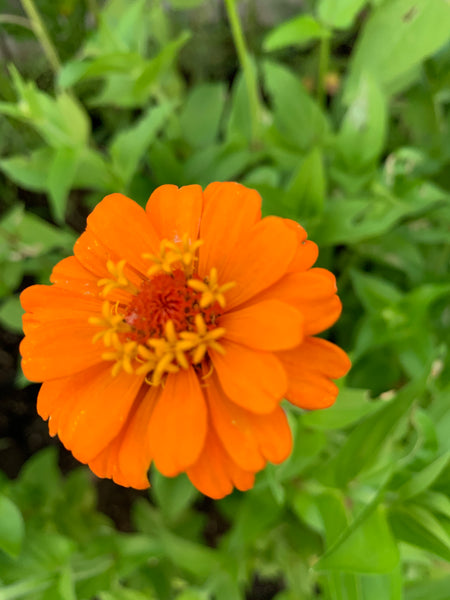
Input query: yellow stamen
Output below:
<box><xmin>89</xmin><ymin>301</ymin><xmax>130</xmax><ymax>346</ymax></box>
<box><xmin>188</xmin><ymin>268</ymin><xmax>235</xmax><ymax>309</ymax></box>
<box><xmin>97</xmin><ymin>259</ymin><xmax>138</xmax><ymax>297</ymax></box>
<box><xmin>143</xmin><ymin>320</ymin><xmax>196</xmax><ymax>385</ymax></box>
<box><xmin>102</xmin><ymin>339</ymin><xmax>138</xmax><ymax>376</ymax></box>
<box><xmin>180</xmin><ymin>314</ymin><xmax>226</xmax><ymax>364</ymax></box>
<box><xmin>143</xmin><ymin>234</ymin><xmax>204</xmax><ymax>277</ymax></box>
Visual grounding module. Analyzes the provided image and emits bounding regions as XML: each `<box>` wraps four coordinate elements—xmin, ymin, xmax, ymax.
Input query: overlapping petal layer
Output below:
<box><xmin>20</xmin><ymin>182</ymin><xmax>350</xmax><ymax>499</ymax></box>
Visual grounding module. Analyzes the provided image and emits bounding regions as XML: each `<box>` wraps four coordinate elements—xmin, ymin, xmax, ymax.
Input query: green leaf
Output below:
<box><xmin>48</xmin><ymin>146</ymin><xmax>81</xmax><ymax>223</ymax></box>
<box><xmin>0</xmin><ymin>148</ymin><xmax>53</xmax><ymax>192</ymax></box>
<box><xmin>283</xmin><ymin>147</ymin><xmax>326</xmax><ymax>226</ymax></box>
<box><xmin>388</xmin><ymin>504</ymin><xmax>450</xmax><ymax>562</ymax></box>
<box><xmin>315</xmin><ymin>505</ymin><xmax>399</xmax><ymax>573</ymax></box>
<box><xmin>318</xmin><ymin>0</ymin><xmax>368</xmax><ymax>30</ymax></box>
<box><xmin>336</xmin><ymin>73</ymin><xmax>387</xmax><ymax>169</ymax></box>
<box><xmin>0</xmin><ymin>495</ymin><xmax>24</xmax><ymax>557</ymax></box>
<box><xmin>262</xmin><ymin>60</ymin><xmax>329</xmax><ymax>152</ymax></box>
<box><xmin>350</xmin><ymin>270</ymin><xmax>403</xmax><ymax>314</ymax></box>
<box><xmin>263</xmin><ymin>15</ymin><xmax>329</xmax><ymax>51</ymax></box>
<box><xmin>151</xmin><ymin>471</ymin><xmax>198</xmax><ymax>524</ymax></box>
<box><xmin>345</xmin><ymin>0</ymin><xmax>450</xmax><ymax>98</ymax></box>
<box><xmin>179</xmin><ymin>83</ymin><xmax>226</xmax><ymax>148</ymax></box>
<box><xmin>301</xmin><ymin>388</ymin><xmax>376</xmax><ymax>431</ymax></box>
<box><xmin>226</xmin><ymin>73</ymin><xmax>252</xmax><ymax>144</ymax></box>
<box><xmin>396</xmin><ymin>451</ymin><xmax>450</xmax><ymax>500</ymax></box>
<box><xmin>110</xmin><ymin>102</ymin><xmax>175</xmax><ymax>186</ymax></box>
<box><xmin>0</xmin><ymin>296</ymin><xmax>23</xmax><ymax>333</ymax></box>
<box><xmin>325</xmin><ymin>376</ymin><xmax>426</xmax><ymax>487</ymax></box>
<box><xmin>405</xmin><ymin>575</ymin><xmax>450</xmax><ymax>600</ymax></box>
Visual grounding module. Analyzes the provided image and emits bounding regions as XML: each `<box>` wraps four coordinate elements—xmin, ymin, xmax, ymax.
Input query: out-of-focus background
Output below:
<box><xmin>0</xmin><ymin>1</ymin><xmax>450</xmax><ymax>599</ymax></box>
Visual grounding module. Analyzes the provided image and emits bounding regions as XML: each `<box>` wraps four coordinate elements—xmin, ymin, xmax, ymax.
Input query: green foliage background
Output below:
<box><xmin>0</xmin><ymin>0</ymin><xmax>449</xmax><ymax>598</ymax></box>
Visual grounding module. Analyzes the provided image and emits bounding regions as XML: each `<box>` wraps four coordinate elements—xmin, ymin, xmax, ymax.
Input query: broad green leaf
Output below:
<box><xmin>416</xmin><ymin>491</ymin><xmax>450</xmax><ymax>519</ymax></box>
<box><xmin>388</xmin><ymin>504</ymin><xmax>450</xmax><ymax>562</ymax></box>
<box><xmin>0</xmin><ymin>495</ymin><xmax>24</xmax><ymax>557</ymax></box>
<box><xmin>350</xmin><ymin>270</ymin><xmax>403</xmax><ymax>314</ymax></box>
<box><xmin>179</xmin><ymin>83</ymin><xmax>226</xmax><ymax>148</ymax></box>
<box><xmin>283</xmin><ymin>147</ymin><xmax>325</xmax><ymax>226</ymax></box>
<box><xmin>48</xmin><ymin>146</ymin><xmax>81</xmax><ymax>223</ymax></box>
<box><xmin>336</xmin><ymin>73</ymin><xmax>387</xmax><ymax>169</ymax></box>
<box><xmin>324</xmin><ymin>376</ymin><xmax>426</xmax><ymax>487</ymax></box>
<box><xmin>263</xmin><ymin>60</ymin><xmax>329</xmax><ymax>151</ymax></box>
<box><xmin>151</xmin><ymin>471</ymin><xmax>198</xmax><ymax>524</ymax></box>
<box><xmin>0</xmin><ymin>148</ymin><xmax>53</xmax><ymax>191</ymax></box>
<box><xmin>360</xmin><ymin>569</ymin><xmax>403</xmax><ymax>600</ymax></box>
<box><xmin>0</xmin><ymin>296</ymin><xmax>23</xmax><ymax>333</ymax></box>
<box><xmin>396</xmin><ymin>452</ymin><xmax>450</xmax><ymax>500</ymax></box>
<box><xmin>318</xmin><ymin>0</ymin><xmax>368</xmax><ymax>30</ymax></box>
<box><xmin>405</xmin><ymin>575</ymin><xmax>450</xmax><ymax>600</ymax></box>
<box><xmin>345</xmin><ymin>0</ymin><xmax>450</xmax><ymax>98</ymax></box>
<box><xmin>301</xmin><ymin>388</ymin><xmax>376</xmax><ymax>431</ymax></box>
<box><xmin>263</xmin><ymin>15</ymin><xmax>329</xmax><ymax>51</ymax></box>
<box><xmin>226</xmin><ymin>75</ymin><xmax>252</xmax><ymax>144</ymax></box>
<box><xmin>110</xmin><ymin>102</ymin><xmax>175</xmax><ymax>186</ymax></box>
<box><xmin>315</xmin><ymin>505</ymin><xmax>399</xmax><ymax>573</ymax></box>
<box><xmin>58</xmin><ymin>53</ymin><xmax>144</xmax><ymax>89</ymax></box>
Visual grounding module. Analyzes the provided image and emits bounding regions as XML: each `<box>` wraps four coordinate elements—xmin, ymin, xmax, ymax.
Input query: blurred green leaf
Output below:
<box><xmin>405</xmin><ymin>575</ymin><xmax>450</xmax><ymax>600</ymax></box>
<box><xmin>151</xmin><ymin>471</ymin><xmax>198</xmax><ymax>524</ymax></box>
<box><xmin>0</xmin><ymin>296</ymin><xmax>23</xmax><ymax>333</ymax></box>
<box><xmin>263</xmin><ymin>60</ymin><xmax>329</xmax><ymax>152</ymax></box>
<box><xmin>0</xmin><ymin>495</ymin><xmax>24</xmax><ymax>558</ymax></box>
<box><xmin>346</xmin><ymin>0</ymin><xmax>450</xmax><ymax>97</ymax></box>
<box><xmin>388</xmin><ymin>504</ymin><xmax>450</xmax><ymax>561</ymax></box>
<box><xmin>301</xmin><ymin>388</ymin><xmax>376</xmax><ymax>431</ymax></box>
<box><xmin>110</xmin><ymin>101</ymin><xmax>175</xmax><ymax>187</ymax></box>
<box><xmin>315</xmin><ymin>504</ymin><xmax>399</xmax><ymax>573</ymax></box>
<box><xmin>263</xmin><ymin>15</ymin><xmax>329</xmax><ymax>52</ymax></box>
<box><xmin>336</xmin><ymin>73</ymin><xmax>387</xmax><ymax>170</ymax></box>
<box><xmin>283</xmin><ymin>147</ymin><xmax>325</xmax><ymax>225</ymax></box>
<box><xmin>179</xmin><ymin>83</ymin><xmax>226</xmax><ymax>148</ymax></box>
<box><xmin>318</xmin><ymin>0</ymin><xmax>368</xmax><ymax>30</ymax></box>
<box><xmin>396</xmin><ymin>451</ymin><xmax>450</xmax><ymax>500</ymax></box>
<box><xmin>48</xmin><ymin>146</ymin><xmax>81</xmax><ymax>223</ymax></box>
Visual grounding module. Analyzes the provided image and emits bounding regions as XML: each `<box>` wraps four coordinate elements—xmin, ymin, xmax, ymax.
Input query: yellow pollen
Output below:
<box><xmin>143</xmin><ymin>234</ymin><xmax>204</xmax><ymax>276</ymax></box>
<box><xmin>180</xmin><ymin>314</ymin><xmax>226</xmax><ymax>364</ymax></box>
<box><xmin>89</xmin><ymin>301</ymin><xmax>131</xmax><ymax>346</ymax></box>
<box><xmin>188</xmin><ymin>268</ymin><xmax>236</xmax><ymax>309</ymax></box>
<box><xmin>97</xmin><ymin>259</ymin><xmax>138</xmax><ymax>297</ymax></box>
<box><xmin>102</xmin><ymin>339</ymin><xmax>138</xmax><ymax>377</ymax></box>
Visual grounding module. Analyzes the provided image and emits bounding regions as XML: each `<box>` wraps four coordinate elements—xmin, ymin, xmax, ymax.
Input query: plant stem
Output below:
<box><xmin>20</xmin><ymin>0</ymin><xmax>61</xmax><ymax>73</ymax></box>
<box><xmin>317</xmin><ymin>34</ymin><xmax>330</xmax><ymax>109</ymax></box>
<box><xmin>224</xmin><ymin>0</ymin><xmax>261</xmax><ymax>145</ymax></box>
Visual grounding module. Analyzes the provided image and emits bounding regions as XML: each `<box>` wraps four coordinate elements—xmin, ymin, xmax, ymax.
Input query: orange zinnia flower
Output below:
<box><xmin>20</xmin><ymin>183</ymin><xmax>350</xmax><ymax>499</ymax></box>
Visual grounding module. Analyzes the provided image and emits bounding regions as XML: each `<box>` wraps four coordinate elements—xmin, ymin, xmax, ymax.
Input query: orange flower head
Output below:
<box><xmin>20</xmin><ymin>183</ymin><xmax>351</xmax><ymax>499</ymax></box>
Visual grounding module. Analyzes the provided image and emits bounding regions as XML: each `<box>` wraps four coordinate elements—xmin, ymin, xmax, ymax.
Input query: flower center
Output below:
<box><xmin>89</xmin><ymin>235</ymin><xmax>234</xmax><ymax>385</ymax></box>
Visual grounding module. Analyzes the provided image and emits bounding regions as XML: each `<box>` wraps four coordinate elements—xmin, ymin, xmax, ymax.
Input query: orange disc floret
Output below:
<box><xmin>20</xmin><ymin>182</ymin><xmax>351</xmax><ymax>499</ymax></box>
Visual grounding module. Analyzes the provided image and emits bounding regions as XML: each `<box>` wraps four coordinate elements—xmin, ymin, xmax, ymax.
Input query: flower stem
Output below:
<box><xmin>20</xmin><ymin>0</ymin><xmax>61</xmax><ymax>73</ymax></box>
<box><xmin>0</xmin><ymin>15</ymin><xmax>33</xmax><ymax>29</ymax></box>
<box><xmin>224</xmin><ymin>0</ymin><xmax>261</xmax><ymax>145</ymax></box>
<box><xmin>317</xmin><ymin>34</ymin><xmax>330</xmax><ymax>109</ymax></box>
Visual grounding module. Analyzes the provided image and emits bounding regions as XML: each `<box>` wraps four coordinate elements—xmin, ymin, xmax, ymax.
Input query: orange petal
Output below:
<box><xmin>220</xmin><ymin>299</ymin><xmax>303</xmax><ymax>351</ymax></box>
<box><xmin>37</xmin><ymin>376</ymin><xmax>71</xmax><ymax>420</ymax></box>
<box><xmin>187</xmin><ymin>427</ymin><xmax>255</xmax><ymax>499</ymax></box>
<box><xmin>212</xmin><ymin>216</ymin><xmax>298</xmax><ymax>309</ymax></box>
<box><xmin>278</xmin><ymin>337</ymin><xmax>351</xmax><ymax>409</ymax></box>
<box><xmin>21</xmin><ymin>284</ymin><xmax>102</xmax><ymax>320</ymax></box>
<box><xmin>210</xmin><ymin>340</ymin><xmax>287</xmax><ymax>414</ymax></box>
<box><xmin>85</xmin><ymin>193</ymin><xmax>160</xmax><ymax>275</ymax></box>
<box><xmin>50</xmin><ymin>256</ymin><xmax>101</xmax><ymax>297</ymax></box>
<box><xmin>89</xmin><ymin>385</ymin><xmax>159</xmax><ymax>489</ymax></box>
<box><xmin>207</xmin><ymin>378</ymin><xmax>265</xmax><ymax>471</ymax></box>
<box><xmin>146</xmin><ymin>184</ymin><xmax>203</xmax><ymax>243</ymax></box>
<box><xmin>148</xmin><ymin>368</ymin><xmax>207</xmax><ymax>477</ymax></box>
<box><xmin>288</xmin><ymin>240</ymin><xmax>319</xmax><ymax>272</ymax></box>
<box><xmin>282</xmin><ymin>219</ymin><xmax>319</xmax><ymax>273</ymax></box>
<box><xmin>300</xmin><ymin>295</ymin><xmax>342</xmax><ymax>335</ymax></box>
<box><xmin>208</xmin><ymin>377</ymin><xmax>292</xmax><ymax>470</ymax></box>
<box><xmin>198</xmin><ymin>182</ymin><xmax>261</xmax><ymax>276</ymax></box>
<box><xmin>54</xmin><ymin>365</ymin><xmax>145</xmax><ymax>462</ymax></box>
<box><xmin>20</xmin><ymin>320</ymin><xmax>104</xmax><ymax>382</ymax></box>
